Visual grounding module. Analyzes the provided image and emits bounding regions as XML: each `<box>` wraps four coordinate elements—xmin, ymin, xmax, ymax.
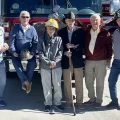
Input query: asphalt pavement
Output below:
<box><xmin>0</xmin><ymin>70</ymin><xmax>120</xmax><ymax>120</ymax></box>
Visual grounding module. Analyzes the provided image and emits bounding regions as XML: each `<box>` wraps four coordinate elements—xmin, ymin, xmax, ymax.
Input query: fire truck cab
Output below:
<box><xmin>1</xmin><ymin>0</ymin><xmax>102</xmax><ymax>72</ymax></box>
<box><xmin>102</xmin><ymin>0</ymin><xmax>120</xmax><ymax>33</ymax></box>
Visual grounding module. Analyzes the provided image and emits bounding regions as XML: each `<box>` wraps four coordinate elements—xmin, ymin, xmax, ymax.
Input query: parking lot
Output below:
<box><xmin>0</xmin><ymin>69</ymin><xmax>120</xmax><ymax>120</ymax></box>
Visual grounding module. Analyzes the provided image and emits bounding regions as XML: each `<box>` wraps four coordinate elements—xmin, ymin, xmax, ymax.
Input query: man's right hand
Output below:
<box><xmin>64</xmin><ymin>50</ymin><xmax>72</xmax><ymax>58</ymax></box>
<box><xmin>13</xmin><ymin>52</ymin><xmax>18</xmax><ymax>57</ymax></box>
<box><xmin>0</xmin><ymin>43</ymin><xmax>9</xmax><ymax>53</ymax></box>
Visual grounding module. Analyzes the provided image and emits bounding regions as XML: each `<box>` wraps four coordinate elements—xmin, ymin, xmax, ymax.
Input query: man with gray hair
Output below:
<box><xmin>84</xmin><ymin>14</ymin><xmax>112</xmax><ymax>108</ymax></box>
<box><xmin>9</xmin><ymin>11</ymin><xmax>38</xmax><ymax>94</ymax></box>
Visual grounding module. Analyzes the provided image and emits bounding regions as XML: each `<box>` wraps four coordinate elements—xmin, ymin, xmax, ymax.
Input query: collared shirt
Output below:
<box><xmin>89</xmin><ymin>28</ymin><xmax>100</xmax><ymax>54</ymax></box>
<box><xmin>67</xmin><ymin>27</ymin><xmax>74</xmax><ymax>43</ymax></box>
<box><xmin>0</xmin><ymin>26</ymin><xmax>4</xmax><ymax>62</ymax></box>
<box><xmin>21</xmin><ymin>24</ymin><xmax>30</xmax><ymax>33</ymax></box>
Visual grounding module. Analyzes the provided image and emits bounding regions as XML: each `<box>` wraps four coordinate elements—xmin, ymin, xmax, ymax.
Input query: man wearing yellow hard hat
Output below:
<box><xmin>37</xmin><ymin>18</ymin><xmax>64</xmax><ymax>112</ymax></box>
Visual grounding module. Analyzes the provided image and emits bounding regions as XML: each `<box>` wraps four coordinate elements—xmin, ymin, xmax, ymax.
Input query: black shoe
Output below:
<box><xmin>64</xmin><ymin>103</ymin><xmax>72</xmax><ymax>108</ymax></box>
<box><xmin>75</xmin><ymin>103</ymin><xmax>84</xmax><ymax>109</ymax></box>
<box><xmin>84</xmin><ymin>100</ymin><xmax>96</xmax><ymax>105</ymax></box>
<box><xmin>49</xmin><ymin>106</ymin><xmax>55</xmax><ymax>114</ymax></box>
<box><xmin>54</xmin><ymin>105</ymin><xmax>64</xmax><ymax>111</ymax></box>
<box><xmin>0</xmin><ymin>100</ymin><xmax>6</xmax><ymax>107</ymax></box>
<box><xmin>106</xmin><ymin>102</ymin><xmax>119</xmax><ymax>109</ymax></box>
<box><xmin>94</xmin><ymin>103</ymin><xmax>101</xmax><ymax>109</ymax></box>
<box><xmin>117</xmin><ymin>105</ymin><xmax>120</xmax><ymax>110</ymax></box>
<box><xmin>44</xmin><ymin>105</ymin><xmax>51</xmax><ymax>112</ymax></box>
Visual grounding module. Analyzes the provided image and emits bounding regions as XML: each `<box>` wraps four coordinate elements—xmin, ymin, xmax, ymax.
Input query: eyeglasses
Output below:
<box><xmin>21</xmin><ymin>16</ymin><xmax>30</xmax><ymax>19</ymax></box>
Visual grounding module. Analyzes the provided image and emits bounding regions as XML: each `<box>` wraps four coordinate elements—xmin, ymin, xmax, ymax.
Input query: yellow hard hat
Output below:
<box><xmin>45</xmin><ymin>18</ymin><xmax>58</xmax><ymax>29</ymax></box>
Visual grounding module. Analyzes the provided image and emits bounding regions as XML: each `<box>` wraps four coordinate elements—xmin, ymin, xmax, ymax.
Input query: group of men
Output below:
<box><xmin>0</xmin><ymin>9</ymin><xmax>120</xmax><ymax>112</ymax></box>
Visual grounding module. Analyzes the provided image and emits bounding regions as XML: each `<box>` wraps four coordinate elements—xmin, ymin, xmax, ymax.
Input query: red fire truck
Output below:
<box><xmin>102</xmin><ymin>0</ymin><xmax>111</xmax><ymax>17</ymax></box>
<box><xmin>1</xmin><ymin>0</ymin><xmax>102</xmax><ymax>72</ymax></box>
<box><xmin>102</xmin><ymin>0</ymin><xmax>120</xmax><ymax>33</ymax></box>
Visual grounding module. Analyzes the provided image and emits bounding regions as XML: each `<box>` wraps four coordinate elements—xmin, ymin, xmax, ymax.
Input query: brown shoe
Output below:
<box><xmin>23</xmin><ymin>81</ymin><xmax>31</xmax><ymax>94</ymax></box>
<box><xmin>22</xmin><ymin>81</ymin><xmax>29</xmax><ymax>91</ymax></box>
<box><xmin>22</xmin><ymin>84</ymin><xmax>26</xmax><ymax>91</ymax></box>
<box><xmin>26</xmin><ymin>82</ymin><xmax>32</xmax><ymax>94</ymax></box>
<box><xmin>76</xmin><ymin>103</ymin><xmax>84</xmax><ymax>109</ymax></box>
<box><xmin>94</xmin><ymin>103</ymin><xmax>101</xmax><ymax>109</ymax></box>
<box><xmin>84</xmin><ymin>100</ymin><xmax>96</xmax><ymax>105</ymax></box>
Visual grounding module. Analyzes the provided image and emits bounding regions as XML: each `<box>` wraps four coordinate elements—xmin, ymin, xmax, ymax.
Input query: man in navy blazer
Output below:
<box><xmin>58</xmin><ymin>11</ymin><xmax>85</xmax><ymax>109</ymax></box>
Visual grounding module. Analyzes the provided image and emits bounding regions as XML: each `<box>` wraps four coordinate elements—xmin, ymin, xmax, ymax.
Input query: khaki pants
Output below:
<box><xmin>63</xmin><ymin>59</ymin><xmax>83</xmax><ymax>104</ymax></box>
<box><xmin>85</xmin><ymin>60</ymin><xmax>107</xmax><ymax>103</ymax></box>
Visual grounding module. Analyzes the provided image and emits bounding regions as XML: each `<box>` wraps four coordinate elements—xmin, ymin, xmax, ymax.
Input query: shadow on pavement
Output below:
<box><xmin>1</xmin><ymin>72</ymin><xmax>117</xmax><ymax>115</ymax></box>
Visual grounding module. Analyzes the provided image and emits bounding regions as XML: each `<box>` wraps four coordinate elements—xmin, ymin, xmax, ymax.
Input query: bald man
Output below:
<box><xmin>84</xmin><ymin>14</ymin><xmax>112</xmax><ymax>108</ymax></box>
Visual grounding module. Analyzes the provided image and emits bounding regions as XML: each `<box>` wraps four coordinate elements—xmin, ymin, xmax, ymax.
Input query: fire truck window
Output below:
<box><xmin>66</xmin><ymin>0</ymin><xmax>91</xmax><ymax>9</ymax></box>
<box><xmin>57</xmin><ymin>0</ymin><xmax>92</xmax><ymax>14</ymax></box>
<box><xmin>43</xmin><ymin>0</ymin><xmax>50</xmax><ymax>6</ymax></box>
<box><xmin>3</xmin><ymin>0</ymin><xmax>100</xmax><ymax>16</ymax></box>
<box><xmin>57</xmin><ymin>1</ymin><xmax>66</xmax><ymax>8</ymax></box>
<box><xmin>4</xmin><ymin>0</ymin><xmax>53</xmax><ymax>15</ymax></box>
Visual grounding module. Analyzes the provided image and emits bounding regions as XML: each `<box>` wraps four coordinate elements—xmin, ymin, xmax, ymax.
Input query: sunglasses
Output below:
<box><xmin>21</xmin><ymin>16</ymin><xmax>30</xmax><ymax>19</ymax></box>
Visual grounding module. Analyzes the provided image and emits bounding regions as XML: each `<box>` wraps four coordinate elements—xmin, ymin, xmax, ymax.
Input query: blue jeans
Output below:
<box><xmin>0</xmin><ymin>60</ymin><xmax>6</xmax><ymax>101</ymax></box>
<box><xmin>108</xmin><ymin>59</ymin><xmax>120</xmax><ymax>104</ymax></box>
<box><xmin>12</xmin><ymin>55</ymin><xmax>36</xmax><ymax>83</ymax></box>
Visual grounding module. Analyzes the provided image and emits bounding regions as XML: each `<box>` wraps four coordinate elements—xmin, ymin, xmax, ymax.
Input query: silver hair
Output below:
<box><xmin>90</xmin><ymin>14</ymin><xmax>101</xmax><ymax>21</ymax></box>
<box><xmin>19</xmin><ymin>11</ymin><xmax>30</xmax><ymax>17</ymax></box>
